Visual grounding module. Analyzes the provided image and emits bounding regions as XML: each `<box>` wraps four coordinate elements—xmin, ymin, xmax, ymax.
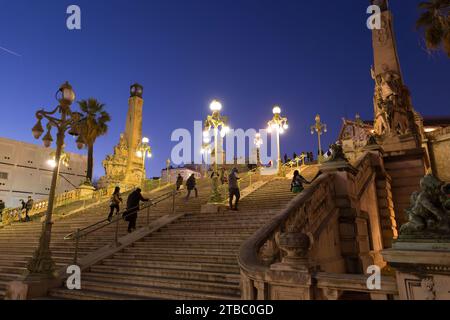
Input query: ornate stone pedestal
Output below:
<box><xmin>77</xmin><ymin>182</ymin><xmax>96</xmax><ymax>200</ymax></box>
<box><xmin>383</xmin><ymin>240</ymin><xmax>450</xmax><ymax>300</ymax></box>
<box><xmin>382</xmin><ymin>173</ymin><xmax>450</xmax><ymax>300</ymax></box>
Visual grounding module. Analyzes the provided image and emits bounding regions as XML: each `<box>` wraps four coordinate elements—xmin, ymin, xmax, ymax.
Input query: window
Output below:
<box><xmin>0</xmin><ymin>172</ymin><xmax>8</xmax><ymax>180</ymax></box>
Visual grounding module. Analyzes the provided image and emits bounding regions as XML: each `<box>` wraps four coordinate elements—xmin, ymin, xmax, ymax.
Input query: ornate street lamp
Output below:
<box><xmin>136</xmin><ymin>137</ymin><xmax>152</xmax><ymax>184</ymax></box>
<box><xmin>204</xmin><ymin>99</ymin><xmax>229</xmax><ymax>203</ymax></box>
<box><xmin>267</xmin><ymin>106</ymin><xmax>288</xmax><ymax>176</ymax></box>
<box><xmin>253</xmin><ymin>133</ymin><xmax>263</xmax><ymax>166</ymax></box>
<box><xmin>27</xmin><ymin>81</ymin><xmax>85</xmax><ymax>279</ymax></box>
<box><xmin>47</xmin><ymin>149</ymin><xmax>70</xmax><ymax>168</ymax></box>
<box><xmin>204</xmin><ymin>99</ymin><xmax>229</xmax><ymax>173</ymax></box>
<box><xmin>166</xmin><ymin>158</ymin><xmax>171</xmax><ymax>183</ymax></box>
<box><xmin>310</xmin><ymin>114</ymin><xmax>327</xmax><ymax>164</ymax></box>
<box><xmin>201</xmin><ymin>144</ymin><xmax>212</xmax><ymax>178</ymax></box>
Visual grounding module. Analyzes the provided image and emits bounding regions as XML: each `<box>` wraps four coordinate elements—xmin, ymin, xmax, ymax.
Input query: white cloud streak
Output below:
<box><xmin>0</xmin><ymin>46</ymin><xmax>22</xmax><ymax>57</ymax></box>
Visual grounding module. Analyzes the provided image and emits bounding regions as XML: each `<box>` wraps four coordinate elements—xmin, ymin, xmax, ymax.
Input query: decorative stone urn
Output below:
<box><xmin>271</xmin><ymin>232</ymin><xmax>312</xmax><ymax>272</ymax></box>
<box><xmin>77</xmin><ymin>180</ymin><xmax>96</xmax><ymax>200</ymax></box>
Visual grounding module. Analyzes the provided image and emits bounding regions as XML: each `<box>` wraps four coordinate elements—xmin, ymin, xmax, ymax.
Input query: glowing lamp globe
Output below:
<box><xmin>210</xmin><ymin>100</ymin><xmax>222</xmax><ymax>112</ymax></box>
<box><xmin>47</xmin><ymin>159</ymin><xmax>57</xmax><ymax>168</ymax></box>
<box><xmin>57</xmin><ymin>81</ymin><xmax>76</xmax><ymax>105</ymax></box>
<box><xmin>272</xmin><ymin>106</ymin><xmax>281</xmax><ymax>114</ymax></box>
<box><xmin>32</xmin><ymin>120</ymin><xmax>44</xmax><ymax>139</ymax></box>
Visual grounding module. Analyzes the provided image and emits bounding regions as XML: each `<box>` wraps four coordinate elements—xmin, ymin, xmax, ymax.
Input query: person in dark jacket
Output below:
<box><xmin>124</xmin><ymin>188</ymin><xmax>150</xmax><ymax>233</ymax></box>
<box><xmin>25</xmin><ymin>196</ymin><xmax>34</xmax><ymax>222</ymax></box>
<box><xmin>108</xmin><ymin>186</ymin><xmax>123</xmax><ymax>222</ymax></box>
<box><xmin>19</xmin><ymin>199</ymin><xmax>26</xmax><ymax>222</ymax></box>
<box><xmin>0</xmin><ymin>199</ymin><xmax>5</xmax><ymax>221</ymax></box>
<box><xmin>228</xmin><ymin>167</ymin><xmax>240</xmax><ymax>211</ymax></box>
<box><xmin>185</xmin><ymin>174</ymin><xmax>198</xmax><ymax>200</ymax></box>
<box><xmin>176</xmin><ymin>174</ymin><xmax>184</xmax><ymax>191</ymax></box>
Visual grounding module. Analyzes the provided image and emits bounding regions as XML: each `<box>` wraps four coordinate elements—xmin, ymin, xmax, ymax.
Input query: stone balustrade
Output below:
<box><xmin>238</xmin><ymin>152</ymin><xmax>399</xmax><ymax>300</ymax></box>
<box><xmin>238</xmin><ymin>173</ymin><xmax>337</xmax><ymax>299</ymax></box>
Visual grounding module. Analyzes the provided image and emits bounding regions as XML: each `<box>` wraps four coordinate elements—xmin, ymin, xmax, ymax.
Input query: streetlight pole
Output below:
<box><xmin>136</xmin><ymin>137</ymin><xmax>152</xmax><ymax>186</ymax></box>
<box><xmin>201</xmin><ymin>144</ymin><xmax>211</xmax><ymax>178</ymax></box>
<box><xmin>204</xmin><ymin>99</ymin><xmax>229</xmax><ymax>203</ymax></box>
<box><xmin>310</xmin><ymin>114</ymin><xmax>327</xmax><ymax>164</ymax></box>
<box><xmin>267</xmin><ymin>106</ymin><xmax>288</xmax><ymax>176</ymax></box>
<box><xmin>166</xmin><ymin>159</ymin><xmax>171</xmax><ymax>184</ymax></box>
<box><xmin>253</xmin><ymin>133</ymin><xmax>263</xmax><ymax>167</ymax></box>
<box><xmin>28</xmin><ymin>82</ymin><xmax>84</xmax><ymax>278</ymax></box>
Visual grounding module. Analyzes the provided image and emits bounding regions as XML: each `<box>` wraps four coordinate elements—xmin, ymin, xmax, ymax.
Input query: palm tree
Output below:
<box><xmin>78</xmin><ymin>98</ymin><xmax>111</xmax><ymax>183</ymax></box>
<box><xmin>416</xmin><ymin>0</ymin><xmax>450</xmax><ymax>57</ymax></box>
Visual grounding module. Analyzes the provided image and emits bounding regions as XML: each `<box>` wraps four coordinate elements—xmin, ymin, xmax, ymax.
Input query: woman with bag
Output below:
<box><xmin>107</xmin><ymin>186</ymin><xmax>123</xmax><ymax>222</ymax></box>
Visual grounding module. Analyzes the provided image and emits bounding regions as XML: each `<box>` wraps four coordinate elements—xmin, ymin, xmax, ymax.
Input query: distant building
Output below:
<box><xmin>0</xmin><ymin>137</ymin><xmax>87</xmax><ymax>207</ymax></box>
<box><xmin>160</xmin><ymin>167</ymin><xmax>202</xmax><ymax>185</ymax></box>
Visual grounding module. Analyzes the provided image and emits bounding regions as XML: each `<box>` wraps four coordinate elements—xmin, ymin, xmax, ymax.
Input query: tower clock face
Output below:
<box><xmin>130</xmin><ymin>84</ymin><xmax>143</xmax><ymax>97</ymax></box>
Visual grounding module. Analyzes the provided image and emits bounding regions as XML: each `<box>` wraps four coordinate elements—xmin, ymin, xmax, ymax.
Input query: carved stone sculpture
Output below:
<box><xmin>400</xmin><ymin>174</ymin><xmax>450</xmax><ymax>237</ymax></box>
<box><xmin>328</xmin><ymin>143</ymin><xmax>348</xmax><ymax>162</ymax></box>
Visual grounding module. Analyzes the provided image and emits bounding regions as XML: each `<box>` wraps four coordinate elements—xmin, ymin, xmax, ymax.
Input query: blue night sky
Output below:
<box><xmin>0</xmin><ymin>0</ymin><xmax>449</xmax><ymax>179</ymax></box>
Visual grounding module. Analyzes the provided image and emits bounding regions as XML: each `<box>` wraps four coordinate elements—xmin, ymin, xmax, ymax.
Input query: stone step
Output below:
<box><xmin>82</xmin><ymin>272</ymin><xmax>240</xmax><ymax>296</ymax></box>
<box><xmin>130</xmin><ymin>242</ymin><xmax>241</xmax><ymax>250</ymax></box>
<box><xmin>142</xmin><ymin>235</ymin><xmax>250</xmax><ymax>242</ymax></box>
<box><xmin>48</xmin><ymin>288</ymin><xmax>143</xmax><ymax>300</ymax></box>
<box><xmin>122</xmin><ymin>246</ymin><xmax>237</xmax><ymax>256</ymax></box>
<box><xmin>99</xmin><ymin>259</ymin><xmax>240</xmax><ymax>274</ymax></box>
<box><xmin>89</xmin><ymin>265</ymin><xmax>240</xmax><ymax>284</ymax></box>
<box><xmin>56</xmin><ymin>279</ymin><xmax>239</xmax><ymax>300</ymax></box>
<box><xmin>112</xmin><ymin>252</ymin><xmax>237</xmax><ymax>264</ymax></box>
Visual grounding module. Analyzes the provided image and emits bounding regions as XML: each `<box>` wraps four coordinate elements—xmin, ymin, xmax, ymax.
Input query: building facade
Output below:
<box><xmin>160</xmin><ymin>167</ymin><xmax>202</xmax><ymax>185</ymax></box>
<box><xmin>0</xmin><ymin>137</ymin><xmax>87</xmax><ymax>207</ymax></box>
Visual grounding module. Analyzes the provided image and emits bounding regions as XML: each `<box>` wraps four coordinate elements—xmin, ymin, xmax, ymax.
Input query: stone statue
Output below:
<box><xmin>372</xmin><ymin>67</ymin><xmax>414</xmax><ymax>136</ymax></box>
<box><xmin>327</xmin><ymin>143</ymin><xmax>348</xmax><ymax>162</ymax></box>
<box><xmin>400</xmin><ymin>174</ymin><xmax>450</xmax><ymax>236</ymax></box>
<box><xmin>367</xmin><ymin>134</ymin><xmax>379</xmax><ymax>146</ymax></box>
<box><xmin>98</xmin><ymin>133</ymin><xmax>131</xmax><ymax>188</ymax></box>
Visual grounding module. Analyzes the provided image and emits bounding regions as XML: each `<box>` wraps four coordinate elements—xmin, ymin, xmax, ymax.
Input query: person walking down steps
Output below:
<box><xmin>108</xmin><ymin>186</ymin><xmax>123</xmax><ymax>222</ymax></box>
<box><xmin>176</xmin><ymin>174</ymin><xmax>184</xmax><ymax>191</ymax></box>
<box><xmin>185</xmin><ymin>174</ymin><xmax>198</xmax><ymax>200</ymax></box>
<box><xmin>124</xmin><ymin>188</ymin><xmax>150</xmax><ymax>233</ymax></box>
<box><xmin>228</xmin><ymin>167</ymin><xmax>241</xmax><ymax>211</ymax></box>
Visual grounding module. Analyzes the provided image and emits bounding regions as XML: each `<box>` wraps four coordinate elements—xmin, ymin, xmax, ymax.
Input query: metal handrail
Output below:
<box><xmin>64</xmin><ymin>189</ymin><xmax>179</xmax><ymax>241</ymax></box>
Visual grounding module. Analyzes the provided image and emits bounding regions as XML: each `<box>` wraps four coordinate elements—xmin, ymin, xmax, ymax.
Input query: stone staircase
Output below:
<box><xmin>47</xmin><ymin>178</ymin><xmax>297</xmax><ymax>300</ymax></box>
<box><xmin>0</xmin><ymin>182</ymin><xmax>208</xmax><ymax>299</ymax></box>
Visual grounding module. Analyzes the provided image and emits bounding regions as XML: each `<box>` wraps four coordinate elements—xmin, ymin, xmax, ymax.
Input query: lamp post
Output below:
<box><xmin>204</xmin><ymin>99</ymin><xmax>229</xmax><ymax>203</ymax></box>
<box><xmin>201</xmin><ymin>144</ymin><xmax>212</xmax><ymax>178</ymax></box>
<box><xmin>47</xmin><ymin>149</ymin><xmax>70</xmax><ymax>169</ymax></box>
<box><xmin>253</xmin><ymin>133</ymin><xmax>263</xmax><ymax>166</ymax></box>
<box><xmin>310</xmin><ymin>114</ymin><xmax>327</xmax><ymax>164</ymax></box>
<box><xmin>28</xmin><ymin>81</ymin><xmax>84</xmax><ymax>278</ymax></box>
<box><xmin>166</xmin><ymin>158</ymin><xmax>171</xmax><ymax>184</ymax></box>
<box><xmin>267</xmin><ymin>106</ymin><xmax>288</xmax><ymax>176</ymax></box>
<box><xmin>136</xmin><ymin>137</ymin><xmax>152</xmax><ymax>185</ymax></box>
<box><xmin>204</xmin><ymin>100</ymin><xmax>229</xmax><ymax>173</ymax></box>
